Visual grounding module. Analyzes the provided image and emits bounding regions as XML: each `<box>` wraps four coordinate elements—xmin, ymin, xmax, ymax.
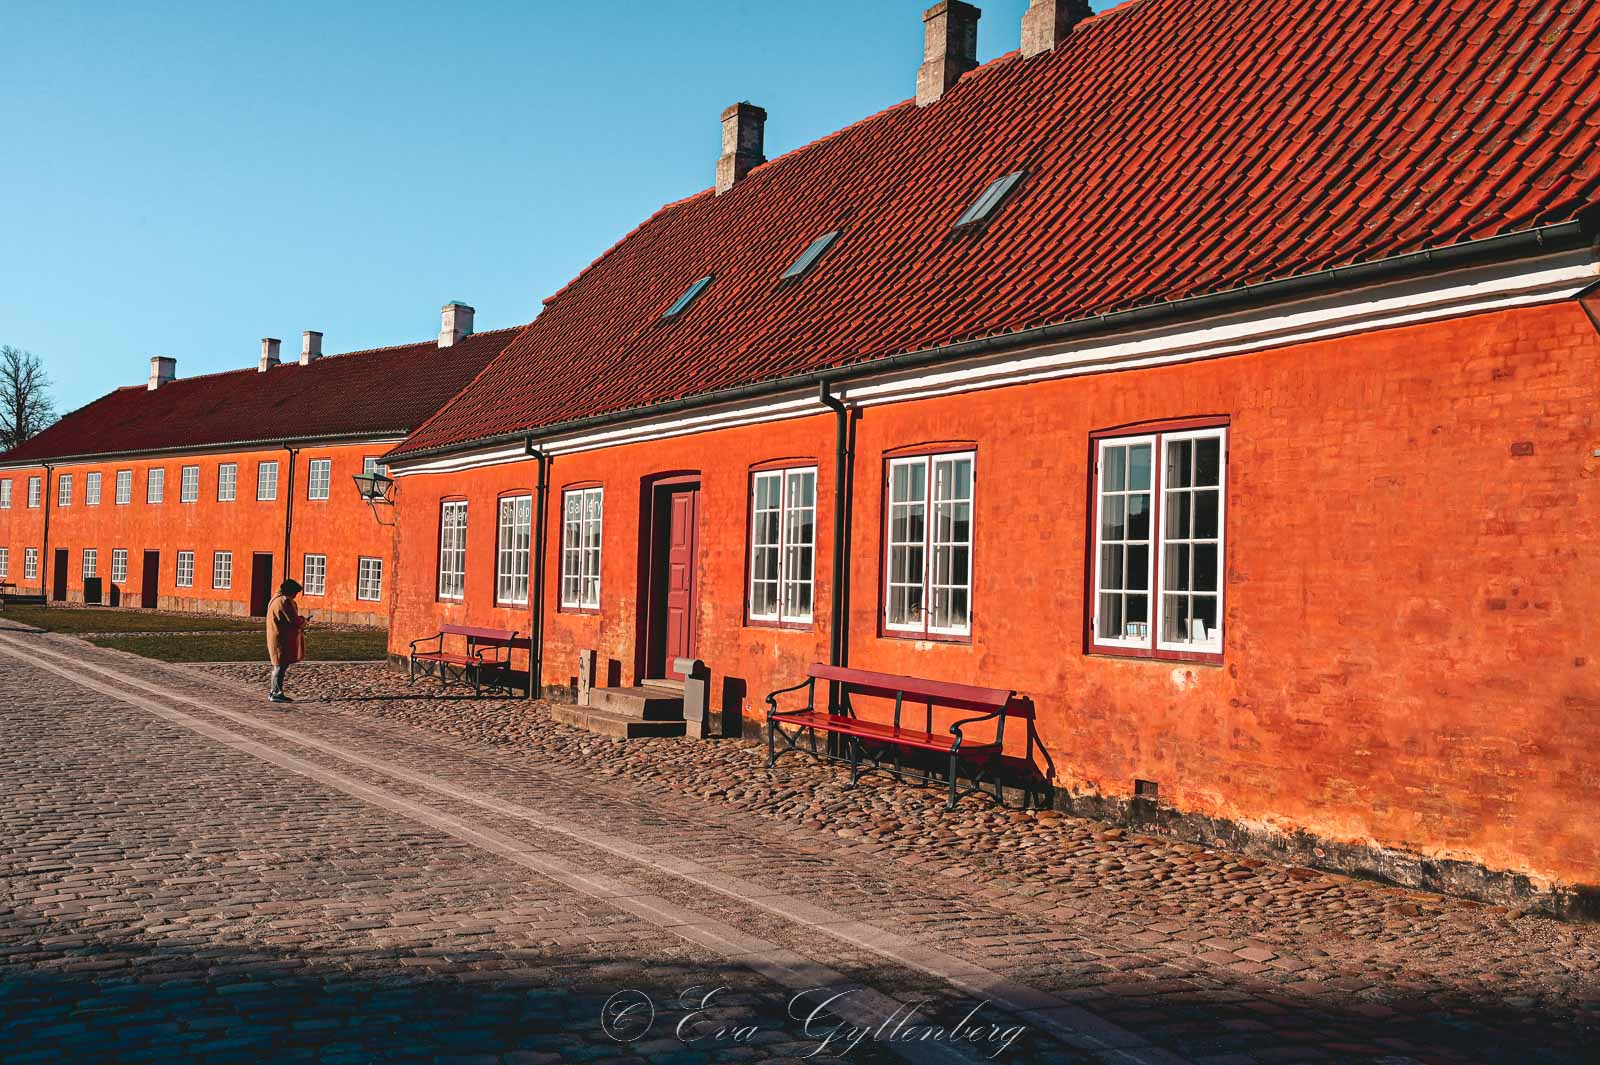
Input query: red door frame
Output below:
<box><xmin>639</xmin><ymin>473</ymin><xmax>701</xmax><ymax>681</ymax></box>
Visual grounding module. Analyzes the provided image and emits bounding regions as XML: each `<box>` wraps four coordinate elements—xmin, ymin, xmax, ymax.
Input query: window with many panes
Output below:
<box><xmin>25</xmin><ymin>548</ymin><xmax>38</xmax><ymax>580</ymax></box>
<box><xmin>28</xmin><ymin>476</ymin><xmax>41</xmax><ymax>508</ymax></box>
<box><xmin>560</xmin><ymin>487</ymin><xmax>603</xmax><ymax>610</ymax></box>
<box><xmin>115</xmin><ymin>470</ymin><xmax>132</xmax><ymax>505</ymax></box>
<box><xmin>0</xmin><ymin>479</ymin><xmax>10</xmax><ymax>508</ymax></box>
<box><xmin>303</xmin><ymin>554</ymin><xmax>326</xmax><ymax>596</ymax></box>
<box><xmin>86</xmin><ymin>472</ymin><xmax>101</xmax><ymax>506</ymax></box>
<box><xmin>58</xmin><ymin>474</ymin><xmax>73</xmax><ymax>507</ymax></box>
<box><xmin>212</xmin><ymin>551</ymin><xmax>232</xmax><ymax>590</ymax></box>
<box><xmin>83</xmin><ymin>549</ymin><xmax>97</xmax><ymax>579</ymax></box>
<box><xmin>307</xmin><ymin>459</ymin><xmax>331</xmax><ymax>500</ymax></box>
<box><xmin>257</xmin><ymin>461</ymin><xmax>278</xmax><ymax>501</ymax></box>
<box><xmin>884</xmin><ymin>452</ymin><xmax>974</xmax><ymax>638</ymax></box>
<box><xmin>112</xmin><ymin>549</ymin><xmax>128</xmax><ymax>583</ymax></box>
<box><xmin>1090</xmin><ymin>425</ymin><xmax>1227</xmax><ymax>658</ymax></box>
<box><xmin>176</xmin><ymin>551</ymin><xmax>195</xmax><ymax>588</ymax></box>
<box><xmin>181</xmin><ymin>465</ymin><xmax>199</xmax><ymax>502</ymax></box>
<box><xmin>357</xmin><ymin>557</ymin><xmax>383</xmax><ymax>601</ymax></box>
<box><xmin>438</xmin><ymin>501</ymin><xmax>467</xmax><ymax>600</ymax></box>
<box><xmin>218</xmin><ymin>463</ymin><xmax>237</xmax><ymax>501</ymax></box>
<box><xmin>496</xmin><ymin>495</ymin><xmax>533</xmax><ymax>606</ymax></box>
<box><xmin>147</xmin><ymin>468</ymin><xmax>165</xmax><ymax>504</ymax></box>
<box><xmin>362</xmin><ymin>456</ymin><xmax>387</xmax><ymax>477</ymax></box>
<box><xmin>0</xmin><ymin>548</ymin><xmax>8</xmax><ymax>577</ymax></box>
<box><xmin>748</xmin><ymin>467</ymin><xmax>816</xmax><ymax>625</ymax></box>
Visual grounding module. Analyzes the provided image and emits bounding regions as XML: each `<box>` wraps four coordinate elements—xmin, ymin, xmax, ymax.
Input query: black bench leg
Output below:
<box><xmin>766</xmin><ymin>719</ymin><xmax>776</xmax><ymax>768</ymax></box>
<box><xmin>946</xmin><ymin>752</ymin><xmax>959</xmax><ymax>811</ymax></box>
<box><xmin>847</xmin><ymin>739</ymin><xmax>860</xmax><ymax>788</ymax></box>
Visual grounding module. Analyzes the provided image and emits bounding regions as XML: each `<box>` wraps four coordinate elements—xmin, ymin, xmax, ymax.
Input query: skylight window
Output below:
<box><xmin>781</xmin><ymin>230</ymin><xmax>841</xmax><ymax>280</ymax></box>
<box><xmin>663</xmin><ymin>275</ymin><xmax>713</xmax><ymax>319</ymax></box>
<box><xmin>954</xmin><ymin>171</ymin><xmax>1026</xmax><ymax>228</ymax></box>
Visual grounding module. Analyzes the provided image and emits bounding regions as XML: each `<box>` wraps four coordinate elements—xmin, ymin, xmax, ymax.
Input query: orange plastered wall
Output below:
<box><xmin>390</xmin><ymin>301</ymin><xmax>1600</xmax><ymax>887</ymax></box>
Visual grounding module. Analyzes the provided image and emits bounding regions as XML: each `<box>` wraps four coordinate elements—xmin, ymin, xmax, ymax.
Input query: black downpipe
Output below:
<box><xmin>40</xmin><ymin>464</ymin><xmax>53</xmax><ymax>604</ymax></box>
<box><xmin>525</xmin><ymin>439</ymin><xmax>552</xmax><ymax>701</ymax></box>
<box><xmin>818</xmin><ymin>384</ymin><xmax>851</xmax><ymax>671</ymax></box>
<box><xmin>282</xmin><ymin>447</ymin><xmax>299</xmax><ymax>579</ymax></box>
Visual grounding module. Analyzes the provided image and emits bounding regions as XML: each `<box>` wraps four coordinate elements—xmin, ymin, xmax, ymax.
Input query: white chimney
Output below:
<box><xmin>439</xmin><ymin>302</ymin><xmax>475</xmax><ymax>348</ymax></box>
<box><xmin>148</xmin><ymin>355</ymin><xmax>176</xmax><ymax>391</ymax></box>
<box><xmin>300</xmin><ymin>331</ymin><xmax>323</xmax><ymax>365</ymax></box>
<box><xmin>259</xmin><ymin>337</ymin><xmax>281</xmax><ymax>372</ymax></box>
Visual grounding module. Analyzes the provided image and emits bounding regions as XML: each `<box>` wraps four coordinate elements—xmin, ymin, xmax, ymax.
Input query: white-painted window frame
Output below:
<box><xmin>85</xmin><ymin>472</ymin><xmax>101</xmax><ymax>506</ymax></box>
<box><xmin>559</xmin><ymin>487</ymin><xmax>603</xmax><ymax>611</ymax></box>
<box><xmin>111</xmin><ymin>549</ymin><xmax>128</xmax><ymax>583</ymax></box>
<box><xmin>24</xmin><ymin>548</ymin><xmax>38</xmax><ymax>581</ymax></box>
<box><xmin>180</xmin><ymin>465</ymin><xmax>199</xmax><ymax>503</ymax></box>
<box><xmin>82</xmin><ymin>548</ymin><xmax>97</xmax><ymax>579</ymax></box>
<box><xmin>146</xmin><ymin>468</ymin><xmax>165</xmax><ymax>504</ymax></box>
<box><xmin>176</xmin><ymin>551</ymin><xmax>195</xmax><ymax>589</ymax></box>
<box><xmin>257</xmin><ymin>461</ymin><xmax>279</xmax><ymax>502</ymax></box>
<box><xmin>115</xmin><ymin>470</ymin><xmax>132</xmax><ymax>505</ymax></box>
<box><xmin>883</xmin><ymin>451</ymin><xmax>975</xmax><ymax>638</ymax></box>
<box><xmin>57</xmin><ymin>474</ymin><xmax>72</xmax><ymax>507</ymax></box>
<box><xmin>307</xmin><ymin>458</ymin><xmax>332</xmax><ymax>501</ymax></box>
<box><xmin>357</xmin><ymin>557</ymin><xmax>383</xmax><ymax>602</ymax></box>
<box><xmin>438</xmin><ymin>500</ymin><xmax>467</xmax><ymax>600</ymax></box>
<box><xmin>748</xmin><ymin>466</ymin><xmax>817</xmax><ymax>625</ymax></box>
<box><xmin>218</xmin><ymin>463</ymin><xmax>237</xmax><ymax>501</ymax></box>
<box><xmin>496</xmin><ymin>494</ymin><xmax>533</xmax><ymax>606</ymax></box>
<box><xmin>212</xmin><ymin>551</ymin><xmax>232</xmax><ymax>590</ymax></box>
<box><xmin>27</xmin><ymin>476</ymin><xmax>41</xmax><ymax>508</ymax></box>
<box><xmin>303</xmin><ymin>553</ymin><xmax>326</xmax><ymax>596</ymax></box>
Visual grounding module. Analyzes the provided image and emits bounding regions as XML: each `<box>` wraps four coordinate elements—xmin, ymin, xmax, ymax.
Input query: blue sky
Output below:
<box><xmin>2</xmin><ymin>1</ymin><xmax>1105</xmax><ymax>414</ymax></box>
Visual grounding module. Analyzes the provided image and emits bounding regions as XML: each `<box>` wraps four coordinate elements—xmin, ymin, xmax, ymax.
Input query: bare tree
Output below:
<box><xmin>0</xmin><ymin>346</ymin><xmax>57</xmax><ymax>450</ymax></box>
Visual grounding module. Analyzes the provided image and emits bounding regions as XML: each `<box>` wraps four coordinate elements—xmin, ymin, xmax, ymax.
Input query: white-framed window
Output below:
<box><xmin>363</xmin><ymin>456</ymin><xmax>388</xmax><ymax>477</ymax></box>
<box><xmin>0</xmin><ymin>479</ymin><xmax>10</xmax><ymax>508</ymax></box>
<box><xmin>115</xmin><ymin>470</ymin><xmax>133</xmax><ymax>505</ymax></box>
<box><xmin>884</xmin><ymin>452</ymin><xmax>974</xmax><ymax>638</ymax></box>
<box><xmin>307</xmin><ymin>458</ymin><xmax>331</xmax><ymax>500</ymax></box>
<box><xmin>0</xmin><ymin>548</ymin><xmax>8</xmax><ymax>578</ymax></box>
<box><xmin>357</xmin><ymin>557</ymin><xmax>383</xmax><ymax>602</ymax></box>
<box><xmin>496</xmin><ymin>495</ymin><xmax>533</xmax><ymax>605</ymax></box>
<box><xmin>1090</xmin><ymin>425</ymin><xmax>1227</xmax><ymax>658</ymax></box>
<box><xmin>438</xmin><ymin>500</ymin><xmax>467</xmax><ymax>600</ymax></box>
<box><xmin>749</xmin><ymin>466</ymin><xmax>817</xmax><ymax>624</ymax></box>
<box><xmin>560</xmin><ymin>487</ymin><xmax>603</xmax><ymax>610</ymax></box>
<box><xmin>24</xmin><ymin>548</ymin><xmax>38</xmax><ymax>581</ymax></box>
<box><xmin>146</xmin><ymin>468</ymin><xmax>165</xmax><ymax>504</ymax></box>
<box><xmin>82</xmin><ymin>548</ymin><xmax>98</xmax><ymax>579</ymax></box>
<box><xmin>218</xmin><ymin>463</ymin><xmax>237</xmax><ymax>501</ymax></box>
<box><xmin>112</xmin><ymin>549</ymin><xmax>128</xmax><ymax>583</ymax></box>
<box><xmin>212</xmin><ymin>551</ymin><xmax>232</xmax><ymax>590</ymax></box>
<box><xmin>176</xmin><ymin>551</ymin><xmax>195</xmax><ymax>588</ymax></box>
<box><xmin>303</xmin><ymin>553</ymin><xmax>326</xmax><ymax>596</ymax></box>
<box><xmin>257</xmin><ymin>461</ymin><xmax>278</xmax><ymax>501</ymax></box>
<box><xmin>27</xmin><ymin>476</ymin><xmax>41</xmax><ymax>508</ymax></box>
<box><xmin>86</xmin><ymin>472</ymin><xmax>101</xmax><ymax>506</ymax></box>
<box><xmin>180</xmin><ymin>465</ymin><xmax>200</xmax><ymax>503</ymax></box>
<box><xmin>57</xmin><ymin>474</ymin><xmax>73</xmax><ymax>507</ymax></box>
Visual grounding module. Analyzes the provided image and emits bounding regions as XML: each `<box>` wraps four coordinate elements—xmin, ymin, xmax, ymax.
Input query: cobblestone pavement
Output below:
<box><xmin>0</xmin><ymin>624</ymin><xmax>1593</xmax><ymax>1064</ymax></box>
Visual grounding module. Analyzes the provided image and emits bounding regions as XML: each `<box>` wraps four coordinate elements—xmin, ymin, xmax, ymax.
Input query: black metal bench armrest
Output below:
<box><xmin>765</xmin><ymin>676</ymin><xmax>817</xmax><ymax>718</ymax></box>
<box><xmin>409</xmin><ymin>632</ymin><xmax>444</xmax><ymax>655</ymax></box>
<box><xmin>948</xmin><ymin>709</ymin><xmax>1004</xmax><ymax>752</ymax></box>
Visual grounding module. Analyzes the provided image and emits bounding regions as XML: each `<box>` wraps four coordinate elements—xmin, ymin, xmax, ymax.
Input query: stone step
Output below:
<box><xmin>550</xmin><ymin>704</ymin><xmax>687</xmax><ymax>740</ymax></box>
<box><xmin>588</xmin><ymin>685</ymin><xmax>685</xmax><ymax>721</ymax></box>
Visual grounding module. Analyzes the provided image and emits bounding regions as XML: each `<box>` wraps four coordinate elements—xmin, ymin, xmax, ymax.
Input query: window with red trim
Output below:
<box><xmin>884</xmin><ymin>451</ymin><xmax>974</xmax><ymax>638</ymax></box>
<box><xmin>1090</xmin><ymin>426</ymin><xmax>1227</xmax><ymax>659</ymax></box>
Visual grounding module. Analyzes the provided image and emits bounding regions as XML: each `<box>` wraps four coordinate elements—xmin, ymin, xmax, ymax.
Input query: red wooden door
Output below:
<box><xmin>662</xmin><ymin>488</ymin><xmax>699</xmax><ymax>679</ymax></box>
<box><xmin>249</xmin><ymin>553</ymin><xmax>274</xmax><ymax>618</ymax></box>
<box><xmin>140</xmin><ymin>551</ymin><xmax>160</xmax><ymax>609</ymax></box>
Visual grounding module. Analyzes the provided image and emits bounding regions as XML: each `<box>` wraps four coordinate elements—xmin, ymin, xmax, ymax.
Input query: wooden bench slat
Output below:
<box><xmin>778</xmin><ymin>710</ymin><xmax>1000</xmax><ymax>752</ymax></box>
<box><xmin>805</xmin><ymin>663</ymin><xmax>1013</xmax><ymax>713</ymax></box>
<box><xmin>440</xmin><ymin>624</ymin><xmax>520</xmax><ymax>642</ymax></box>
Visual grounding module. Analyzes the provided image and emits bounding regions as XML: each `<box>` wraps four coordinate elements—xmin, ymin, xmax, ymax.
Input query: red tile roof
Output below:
<box><xmin>394</xmin><ymin>0</ymin><xmax>1600</xmax><ymax>460</ymax></box>
<box><xmin>0</xmin><ymin>327</ymin><xmax>524</xmax><ymax>464</ymax></box>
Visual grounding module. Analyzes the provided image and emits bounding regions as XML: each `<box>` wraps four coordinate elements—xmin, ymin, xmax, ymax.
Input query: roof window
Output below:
<box><xmin>781</xmin><ymin>230</ymin><xmax>841</xmax><ymax>280</ymax></box>
<box><xmin>954</xmin><ymin>171</ymin><xmax>1025</xmax><ymax>228</ymax></box>
<box><xmin>663</xmin><ymin>275</ymin><xmax>714</xmax><ymax>319</ymax></box>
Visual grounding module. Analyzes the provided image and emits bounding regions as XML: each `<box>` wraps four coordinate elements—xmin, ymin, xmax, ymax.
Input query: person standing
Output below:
<box><xmin>266</xmin><ymin>579</ymin><xmax>310</xmax><ymax>703</ymax></box>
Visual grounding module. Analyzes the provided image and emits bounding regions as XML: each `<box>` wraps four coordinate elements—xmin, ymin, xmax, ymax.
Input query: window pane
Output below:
<box><xmin>1166</xmin><ymin>492</ymin><xmax>1190</xmax><ymax>539</ymax></box>
<box><xmin>1104</xmin><ymin>447</ymin><xmax>1126</xmax><ymax>492</ymax></box>
<box><xmin>1129</xmin><ymin>445</ymin><xmax>1152</xmax><ymax>492</ymax></box>
<box><xmin>1162</xmin><ymin>594</ymin><xmax>1192</xmax><ymax>643</ymax></box>
<box><xmin>1194</xmin><ymin>543</ymin><xmax>1219</xmax><ymax>592</ymax></box>
<box><xmin>1127</xmin><ymin>545</ymin><xmax>1149</xmax><ymax>591</ymax></box>
<box><xmin>1195</xmin><ymin>437</ymin><xmax>1222</xmax><ymax>487</ymax></box>
<box><xmin>1100</xmin><ymin>545</ymin><xmax>1123</xmax><ymax>591</ymax></box>
<box><xmin>1097</xmin><ymin>592</ymin><xmax>1122</xmax><ymax>640</ymax></box>
<box><xmin>1101</xmin><ymin>496</ymin><xmax>1125</xmax><ymax>542</ymax></box>
<box><xmin>1194</xmin><ymin>490</ymin><xmax>1219</xmax><ymax>539</ymax></box>
<box><xmin>1164</xmin><ymin>544</ymin><xmax>1191</xmax><ymax>591</ymax></box>
<box><xmin>1167</xmin><ymin>440</ymin><xmax>1192</xmax><ymax>488</ymax></box>
<box><xmin>1128</xmin><ymin>494</ymin><xmax>1150</xmax><ymax>541</ymax></box>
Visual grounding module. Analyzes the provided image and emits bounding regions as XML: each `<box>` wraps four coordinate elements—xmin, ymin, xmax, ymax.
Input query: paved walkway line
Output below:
<box><xmin>0</xmin><ymin>629</ymin><xmax>1189</xmax><ymax>1065</ymax></box>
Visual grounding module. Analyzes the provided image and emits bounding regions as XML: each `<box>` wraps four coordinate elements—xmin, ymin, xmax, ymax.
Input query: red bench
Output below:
<box><xmin>408</xmin><ymin>625</ymin><xmax>524</xmax><ymax>696</ymax></box>
<box><xmin>766</xmin><ymin>663</ymin><xmax>1021</xmax><ymax>809</ymax></box>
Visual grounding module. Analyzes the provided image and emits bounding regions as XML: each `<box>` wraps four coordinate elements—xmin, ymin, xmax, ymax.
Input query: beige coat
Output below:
<box><xmin>266</xmin><ymin>594</ymin><xmax>307</xmax><ymax>667</ymax></box>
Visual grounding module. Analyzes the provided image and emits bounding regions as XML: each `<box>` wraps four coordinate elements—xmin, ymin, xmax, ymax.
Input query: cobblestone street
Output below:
<box><xmin>1</xmin><ymin>620</ymin><xmax>1595</xmax><ymax>1064</ymax></box>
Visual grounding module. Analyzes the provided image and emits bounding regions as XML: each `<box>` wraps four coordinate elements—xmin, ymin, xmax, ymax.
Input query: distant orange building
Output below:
<box><xmin>378</xmin><ymin>0</ymin><xmax>1600</xmax><ymax>909</ymax></box>
<box><xmin>0</xmin><ymin>307</ymin><xmax>519</xmax><ymax>623</ymax></box>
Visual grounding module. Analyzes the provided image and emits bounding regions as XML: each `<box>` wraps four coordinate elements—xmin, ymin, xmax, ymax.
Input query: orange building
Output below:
<box><xmin>0</xmin><ymin>308</ymin><xmax>519</xmax><ymax>623</ymax></box>
<box><xmin>379</xmin><ymin>0</ymin><xmax>1600</xmax><ymax>910</ymax></box>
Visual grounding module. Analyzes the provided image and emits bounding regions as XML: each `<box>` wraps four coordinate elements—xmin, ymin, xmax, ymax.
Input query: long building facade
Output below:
<box><xmin>0</xmin><ymin>308</ymin><xmax>519</xmax><ymax>623</ymax></box>
<box><xmin>380</xmin><ymin>0</ymin><xmax>1600</xmax><ymax>910</ymax></box>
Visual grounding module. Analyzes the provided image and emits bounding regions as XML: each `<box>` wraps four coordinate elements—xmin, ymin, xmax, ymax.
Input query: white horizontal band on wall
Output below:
<box><xmin>390</xmin><ymin>248</ymin><xmax>1599</xmax><ymax>477</ymax></box>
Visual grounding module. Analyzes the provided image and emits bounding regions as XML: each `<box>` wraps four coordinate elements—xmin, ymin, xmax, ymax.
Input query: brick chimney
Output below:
<box><xmin>439</xmin><ymin>302</ymin><xmax>475</xmax><ymax>347</ymax></box>
<box><xmin>715</xmin><ymin>102</ymin><xmax>767</xmax><ymax>195</ymax></box>
<box><xmin>300</xmin><ymin>331</ymin><xmax>322</xmax><ymax>366</ymax></box>
<box><xmin>1021</xmin><ymin>0</ymin><xmax>1091</xmax><ymax>57</ymax></box>
<box><xmin>258</xmin><ymin>337</ymin><xmax>281</xmax><ymax>372</ymax></box>
<box><xmin>917</xmin><ymin>1</ymin><xmax>981</xmax><ymax>107</ymax></box>
<box><xmin>147</xmin><ymin>355</ymin><xmax>176</xmax><ymax>391</ymax></box>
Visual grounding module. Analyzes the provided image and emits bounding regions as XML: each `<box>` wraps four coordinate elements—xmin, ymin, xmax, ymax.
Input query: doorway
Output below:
<box><xmin>51</xmin><ymin>549</ymin><xmax>68</xmax><ymax>602</ymax></box>
<box><xmin>249</xmin><ymin>553</ymin><xmax>274</xmax><ymax>617</ymax></box>
<box><xmin>140</xmin><ymin>551</ymin><xmax>160</xmax><ymax>609</ymax></box>
<box><xmin>645</xmin><ymin>480</ymin><xmax>700</xmax><ymax>681</ymax></box>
